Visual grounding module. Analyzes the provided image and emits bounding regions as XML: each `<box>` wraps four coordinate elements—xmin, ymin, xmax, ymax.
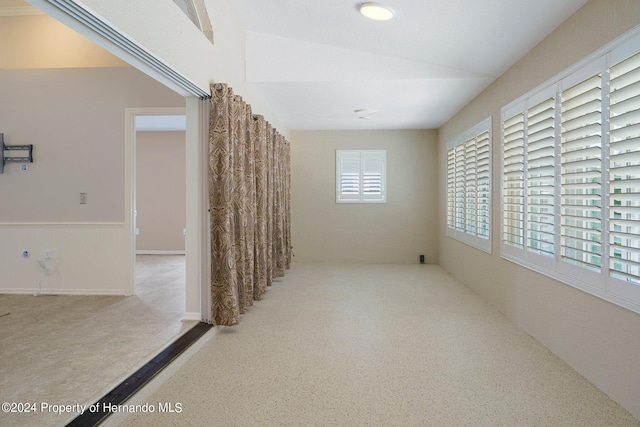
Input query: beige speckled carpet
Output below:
<box><xmin>104</xmin><ymin>263</ymin><xmax>639</xmax><ymax>427</ymax></box>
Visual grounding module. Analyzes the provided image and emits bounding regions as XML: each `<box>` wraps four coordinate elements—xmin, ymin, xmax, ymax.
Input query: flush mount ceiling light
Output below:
<box><xmin>359</xmin><ymin>3</ymin><xmax>395</xmax><ymax>21</ymax></box>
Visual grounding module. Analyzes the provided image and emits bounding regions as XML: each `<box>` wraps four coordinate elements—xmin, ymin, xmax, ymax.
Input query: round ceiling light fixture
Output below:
<box><xmin>359</xmin><ymin>3</ymin><xmax>395</xmax><ymax>21</ymax></box>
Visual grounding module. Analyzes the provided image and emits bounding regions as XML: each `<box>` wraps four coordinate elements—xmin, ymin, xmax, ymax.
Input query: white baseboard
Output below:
<box><xmin>136</xmin><ymin>250</ymin><xmax>186</xmax><ymax>255</ymax></box>
<box><xmin>182</xmin><ymin>312</ymin><xmax>201</xmax><ymax>321</ymax></box>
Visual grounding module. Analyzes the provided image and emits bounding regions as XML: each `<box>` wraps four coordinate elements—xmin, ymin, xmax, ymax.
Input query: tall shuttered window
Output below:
<box><xmin>527</xmin><ymin>96</ymin><xmax>556</xmax><ymax>259</ymax></box>
<box><xmin>500</xmin><ymin>28</ymin><xmax>640</xmax><ymax>313</ymax></box>
<box><xmin>502</xmin><ymin>111</ymin><xmax>525</xmax><ymax>249</ymax></box>
<box><xmin>609</xmin><ymin>50</ymin><xmax>640</xmax><ymax>289</ymax></box>
<box><xmin>447</xmin><ymin>148</ymin><xmax>456</xmax><ymax>229</ymax></box>
<box><xmin>477</xmin><ymin>131</ymin><xmax>491</xmax><ymax>239</ymax></box>
<box><xmin>336</xmin><ymin>150</ymin><xmax>386</xmax><ymax>203</ymax></box>
<box><xmin>446</xmin><ymin>117</ymin><xmax>492</xmax><ymax>253</ymax></box>
<box><xmin>561</xmin><ymin>71</ymin><xmax>603</xmax><ymax>274</ymax></box>
<box><xmin>455</xmin><ymin>144</ymin><xmax>466</xmax><ymax>230</ymax></box>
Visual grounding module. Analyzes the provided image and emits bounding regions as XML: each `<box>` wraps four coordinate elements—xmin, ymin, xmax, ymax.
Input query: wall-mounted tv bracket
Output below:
<box><xmin>1</xmin><ymin>133</ymin><xmax>33</xmax><ymax>174</ymax></box>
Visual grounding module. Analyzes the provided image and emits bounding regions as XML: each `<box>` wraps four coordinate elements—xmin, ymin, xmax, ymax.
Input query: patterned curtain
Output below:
<box><xmin>209</xmin><ymin>83</ymin><xmax>291</xmax><ymax>326</ymax></box>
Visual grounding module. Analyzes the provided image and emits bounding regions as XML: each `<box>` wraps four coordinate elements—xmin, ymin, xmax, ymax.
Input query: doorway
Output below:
<box><xmin>135</xmin><ymin>114</ymin><xmax>187</xmax><ymax>256</ymax></box>
<box><xmin>125</xmin><ymin>108</ymin><xmax>186</xmax><ymax>298</ymax></box>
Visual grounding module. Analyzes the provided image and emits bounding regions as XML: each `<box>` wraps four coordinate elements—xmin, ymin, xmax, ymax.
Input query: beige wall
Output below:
<box><xmin>0</xmin><ymin>67</ymin><xmax>184</xmax><ymax>294</ymax></box>
<box><xmin>438</xmin><ymin>0</ymin><xmax>640</xmax><ymax>419</ymax></box>
<box><xmin>0</xmin><ymin>67</ymin><xmax>184</xmax><ymax>222</ymax></box>
<box><xmin>136</xmin><ymin>131</ymin><xmax>186</xmax><ymax>252</ymax></box>
<box><xmin>292</xmin><ymin>129</ymin><xmax>438</xmax><ymax>264</ymax></box>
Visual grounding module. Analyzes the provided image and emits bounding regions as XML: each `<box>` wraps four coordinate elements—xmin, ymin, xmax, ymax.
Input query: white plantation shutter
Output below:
<box><xmin>502</xmin><ymin>111</ymin><xmax>526</xmax><ymax>249</ymax></box>
<box><xmin>361</xmin><ymin>151</ymin><xmax>385</xmax><ymax>201</ymax></box>
<box><xmin>447</xmin><ymin>147</ymin><xmax>456</xmax><ymax>228</ymax></box>
<box><xmin>476</xmin><ymin>131</ymin><xmax>491</xmax><ymax>238</ymax></box>
<box><xmin>526</xmin><ymin>96</ymin><xmax>557</xmax><ymax>258</ymax></box>
<box><xmin>336</xmin><ymin>150</ymin><xmax>385</xmax><ymax>203</ymax></box>
<box><xmin>499</xmin><ymin>28</ymin><xmax>640</xmax><ymax>313</ymax></box>
<box><xmin>609</xmin><ymin>51</ymin><xmax>640</xmax><ymax>286</ymax></box>
<box><xmin>446</xmin><ymin>117</ymin><xmax>491</xmax><ymax>252</ymax></box>
<box><xmin>560</xmin><ymin>70</ymin><xmax>603</xmax><ymax>273</ymax></box>
<box><xmin>455</xmin><ymin>143</ymin><xmax>466</xmax><ymax>231</ymax></box>
<box><xmin>337</xmin><ymin>151</ymin><xmax>361</xmax><ymax>202</ymax></box>
<box><xmin>465</xmin><ymin>137</ymin><xmax>478</xmax><ymax>234</ymax></box>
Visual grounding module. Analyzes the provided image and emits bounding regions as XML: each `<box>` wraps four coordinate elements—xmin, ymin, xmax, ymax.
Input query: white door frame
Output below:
<box><xmin>125</xmin><ymin>107</ymin><xmax>186</xmax><ymax>293</ymax></box>
<box><xmin>125</xmin><ymin>103</ymin><xmax>206</xmax><ymax>320</ymax></box>
<box><xmin>185</xmin><ymin>97</ymin><xmax>209</xmax><ymax>322</ymax></box>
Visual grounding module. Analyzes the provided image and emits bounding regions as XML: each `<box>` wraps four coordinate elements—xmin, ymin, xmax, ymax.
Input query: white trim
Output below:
<box><xmin>187</xmin><ymin>98</ymin><xmax>210</xmax><ymax>324</ymax></box>
<box><xmin>502</xmin><ymin>100</ymin><xmax>526</xmax><ymax>122</ymax></box>
<box><xmin>125</xmin><ymin>109</ymin><xmax>136</xmax><ymax>296</ymax></box>
<box><xmin>127</xmin><ymin>108</ymin><xmax>188</xmax><ymax>118</ymax></box>
<box><xmin>125</xmin><ymin>107</ymin><xmax>187</xmax><ymax>298</ymax></box>
<box><xmin>182</xmin><ymin>312</ymin><xmax>201</xmax><ymax>321</ymax></box>
<box><xmin>560</xmin><ymin>57</ymin><xmax>604</xmax><ymax>91</ymax></box>
<box><xmin>136</xmin><ymin>250</ymin><xmax>186</xmax><ymax>255</ymax></box>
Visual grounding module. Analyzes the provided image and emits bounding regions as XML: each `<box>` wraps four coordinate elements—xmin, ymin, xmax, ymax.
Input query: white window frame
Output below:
<box><xmin>500</xmin><ymin>26</ymin><xmax>640</xmax><ymax>314</ymax></box>
<box><xmin>336</xmin><ymin>150</ymin><xmax>386</xmax><ymax>203</ymax></box>
<box><xmin>446</xmin><ymin>117</ymin><xmax>492</xmax><ymax>253</ymax></box>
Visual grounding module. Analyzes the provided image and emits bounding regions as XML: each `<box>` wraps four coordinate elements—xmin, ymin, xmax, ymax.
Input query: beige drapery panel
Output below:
<box><xmin>209</xmin><ymin>83</ymin><xmax>291</xmax><ymax>326</ymax></box>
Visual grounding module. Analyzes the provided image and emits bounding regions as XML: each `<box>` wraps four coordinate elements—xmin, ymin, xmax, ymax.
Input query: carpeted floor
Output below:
<box><xmin>104</xmin><ymin>263</ymin><xmax>639</xmax><ymax>427</ymax></box>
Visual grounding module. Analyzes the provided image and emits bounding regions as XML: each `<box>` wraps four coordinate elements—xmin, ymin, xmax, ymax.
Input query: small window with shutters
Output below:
<box><xmin>336</xmin><ymin>150</ymin><xmax>386</xmax><ymax>203</ymax></box>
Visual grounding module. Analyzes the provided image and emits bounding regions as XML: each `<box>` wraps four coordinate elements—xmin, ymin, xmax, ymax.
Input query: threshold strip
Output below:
<box><xmin>66</xmin><ymin>321</ymin><xmax>213</xmax><ymax>427</ymax></box>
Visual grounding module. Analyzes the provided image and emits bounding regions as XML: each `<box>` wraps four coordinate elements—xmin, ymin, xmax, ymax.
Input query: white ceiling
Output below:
<box><xmin>222</xmin><ymin>0</ymin><xmax>588</xmax><ymax>130</ymax></box>
<box><xmin>2</xmin><ymin>0</ymin><xmax>589</xmax><ymax>131</ymax></box>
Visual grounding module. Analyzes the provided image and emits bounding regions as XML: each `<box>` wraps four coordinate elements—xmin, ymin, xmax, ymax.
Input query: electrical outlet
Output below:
<box><xmin>22</xmin><ymin>250</ymin><xmax>30</xmax><ymax>259</ymax></box>
<box><xmin>80</xmin><ymin>192</ymin><xmax>87</xmax><ymax>204</ymax></box>
<box><xmin>44</xmin><ymin>250</ymin><xmax>51</xmax><ymax>260</ymax></box>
